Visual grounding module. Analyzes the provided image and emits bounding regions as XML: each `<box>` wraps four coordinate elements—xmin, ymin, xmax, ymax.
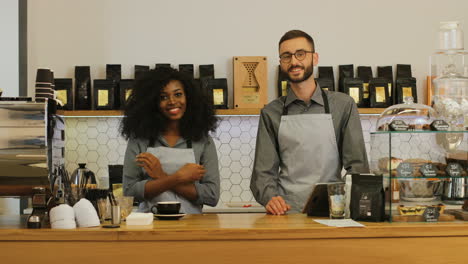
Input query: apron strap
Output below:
<box><xmin>186</xmin><ymin>139</ymin><xmax>192</xmax><ymax>149</ymax></box>
<box><xmin>282</xmin><ymin>87</ymin><xmax>330</xmax><ymax>115</ymax></box>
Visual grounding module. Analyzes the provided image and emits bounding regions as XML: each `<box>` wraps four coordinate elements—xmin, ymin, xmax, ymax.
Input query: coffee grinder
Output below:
<box><xmin>27</xmin><ymin>187</ymin><xmax>49</xmax><ymax>229</ymax></box>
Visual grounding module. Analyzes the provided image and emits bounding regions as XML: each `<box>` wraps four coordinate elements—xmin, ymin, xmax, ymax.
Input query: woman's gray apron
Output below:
<box><xmin>139</xmin><ymin>140</ymin><xmax>202</xmax><ymax>214</ymax></box>
<box><xmin>278</xmin><ymin>89</ymin><xmax>342</xmax><ymax>213</ymax></box>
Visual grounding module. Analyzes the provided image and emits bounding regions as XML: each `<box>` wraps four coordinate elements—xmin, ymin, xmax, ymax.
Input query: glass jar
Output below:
<box><xmin>376</xmin><ymin>96</ymin><xmax>437</xmax><ymax>131</ymax></box>
<box><xmin>431</xmin><ymin>21</ymin><xmax>468</xmax><ymax>130</ymax></box>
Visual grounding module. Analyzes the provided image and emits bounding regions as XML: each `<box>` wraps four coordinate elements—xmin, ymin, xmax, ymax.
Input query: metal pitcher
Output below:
<box><xmin>71</xmin><ymin>163</ymin><xmax>97</xmax><ymax>201</ymax></box>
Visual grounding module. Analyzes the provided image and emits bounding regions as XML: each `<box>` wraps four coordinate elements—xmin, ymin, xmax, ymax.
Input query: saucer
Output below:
<box><xmin>154</xmin><ymin>213</ymin><xmax>186</xmax><ymax>220</ymax></box>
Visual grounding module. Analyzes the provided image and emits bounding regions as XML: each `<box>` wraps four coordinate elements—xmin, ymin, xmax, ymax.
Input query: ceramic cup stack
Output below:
<box><xmin>73</xmin><ymin>198</ymin><xmax>100</xmax><ymax>227</ymax></box>
<box><xmin>49</xmin><ymin>204</ymin><xmax>76</xmax><ymax>229</ymax></box>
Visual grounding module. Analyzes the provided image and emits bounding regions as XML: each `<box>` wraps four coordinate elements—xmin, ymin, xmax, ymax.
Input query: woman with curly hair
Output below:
<box><xmin>121</xmin><ymin>67</ymin><xmax>220</xmax><ymax>214</ymax></box>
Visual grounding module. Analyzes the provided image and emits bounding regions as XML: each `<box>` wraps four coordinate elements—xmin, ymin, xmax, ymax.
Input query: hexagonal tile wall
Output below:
<box><xmin>63</xmin><ymin>115</ymin><xmax>381</xmax><ymax>209</ymax></box>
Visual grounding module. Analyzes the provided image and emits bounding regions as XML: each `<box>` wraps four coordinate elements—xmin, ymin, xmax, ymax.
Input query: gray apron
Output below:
<box><xmin>278</xmin><ymin>89</ymin><xmax>342</xmax><ymax>213</ymax></box>
<box><xmin>140</xmin><ymin>140</ymin><xmax>202</xmax><ymax>214</ymax></box>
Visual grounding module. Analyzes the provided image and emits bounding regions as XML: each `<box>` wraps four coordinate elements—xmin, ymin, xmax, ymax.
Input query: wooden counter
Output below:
<box><xmin>1</xmin><ymin>213</ymin><xmax>468</xmax><ymax>263</ymax></box>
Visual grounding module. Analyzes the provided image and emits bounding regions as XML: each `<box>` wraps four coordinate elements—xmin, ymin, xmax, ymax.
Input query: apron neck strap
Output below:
<box><xmin>186</xmin><ymin>139</ymin><xmax>192</xmax><ymax>149</ymax></box>
<box><xmin>282</xmin><ymin>87</ymin><xmax>330</xmax><ymax>115</ymax></box>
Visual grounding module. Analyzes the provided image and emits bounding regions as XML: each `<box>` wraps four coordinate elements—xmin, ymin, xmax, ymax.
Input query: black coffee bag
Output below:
<box><xmin>74</xmin><ymin>66</ymin><xmax>91</xmax><ymax>110</ymax></box>
<box><xmin>396</xmin><ymin>77</ymin><xmax>417</xmax><ymax>103</ymax></box>
<box><xmin>179</xmin><ymin>64</ymin><xmax>194</xmax><ymax>78</ymax></box>
<box><xmin>318</xmin><ymin>66</ymin><xmax>335</xmax><ymax>91</ymax></box>
<box><xmin>316</xmin><ymin>78</ymin><xmax>334</xmax><ymax>92</ymax></box>
<box><xmin>343</xmin><ymin>77</ymin><xmax>364</xmax><ymax>107</ymax></box>
<box><xmin>134</xmin><ymin>65</ymin><xmax>150</xmax><ymax>80</ymax></box>
<box><xmin>357</xmin><ymin>66</ymin><xmax>373</xmax><ymax>107</ymax></box>
<box><xmin>351</xmin><ymin>174</ymin><xmax>385</xmax><ymax>222</ymax></box>
<box><xmin>369</xmin><ymin>77</ymin><xmax>391</xmax><ymax>108</ymax></box>
<box><xmin>277</xmin><ymin>65</ymin><xmax>289</xmax><ymax>97</ymax></box>
<box><xmin>54</xmin><ymin>78</ymin><xmax>73</xmax><ymax>110</ymax></box>
<box><xmin>338</xmin><ymin>64</ymin><xmax>353</xmax><ymax>93</ymax></box>
<box><xmin>93</xmin><ymin>79</ymin><xmax>114</xmax><ymax>110</ymax></box>
<box><xmin>377</xmin><ymin>66</ymin><xmax>394</xmax><ymax>105</ymax></box>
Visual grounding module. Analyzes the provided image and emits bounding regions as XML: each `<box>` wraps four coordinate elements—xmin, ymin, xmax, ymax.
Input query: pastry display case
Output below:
<box><xmin>370</xmin><ymin>130</ymin><xmax>468</xmax><ymax>222</ymax></box>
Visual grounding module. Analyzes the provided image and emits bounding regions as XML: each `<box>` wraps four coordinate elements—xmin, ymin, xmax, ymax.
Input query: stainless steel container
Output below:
<box><xmin>0</xmin><ymin>101</ymin><xmax>49</xmax><ymax>196</ymax></box>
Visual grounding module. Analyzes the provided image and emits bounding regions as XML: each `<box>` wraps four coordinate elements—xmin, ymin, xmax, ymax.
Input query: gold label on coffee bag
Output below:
<box><xmin>363</xmin><ymin>83</ymin><xmax>369</xmax><ymax>98</ymax></box>
<box><xmin>388</xmin><ymin>83</ymin><xmax>392</xmax><ymax>96</ymax></box>
<box><xmin>281</xmin><ymin>81</ymin><xmax>288</xmax><ymax>96</ymax></box>
<box><xmin>376</xmin><ymin>86</ymin><xmax>386</xmax><ymax>103</ymax></box>
<box><xmin>57</xmin><ymin>90</ymin><xmax>67</xmax><ymax>104</ymax></box>
<box><xmin>125</xmin><ymin>89</ymin><xmax>132</xmax><ymax>100</ymax></box>
<box><xmin>349</xmin><ymin>87</ymin><xmax>360</xmax><ymax>103</ymax></box>
<box><xmin>403</xmin><ymin>87</ymin><xmax>412</xmax><ymax>98</ymax></box>
<box><xmin>213</xmin><ymin>89</ymin><xmax>224</xmax><ymax>105</ymax></box>
<box><xmin>322</xmin><ymin>87</ymin><xmax>329</xmax><ymax>91</ymax></box>
<box><xmin>98</xmin><ymin>90</ymin><xmax>109</xmax><ymax>106</ymax></box>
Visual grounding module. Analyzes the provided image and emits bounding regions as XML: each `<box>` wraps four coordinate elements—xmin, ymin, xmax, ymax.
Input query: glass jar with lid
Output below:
<box><xmin>431</xmin><ymin>21</ymin><xmax>468</xmax><ymax>130</ymax></box>
<box><xmin>376</xmin><ymin>96</ymin><xmax>437</xmax><ymax>131</ymax></box>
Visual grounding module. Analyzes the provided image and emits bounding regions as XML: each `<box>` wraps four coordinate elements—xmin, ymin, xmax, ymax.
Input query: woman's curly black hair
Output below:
<box><xmin>120</xmin><ymin>67</ymin><xmax>218</xmax><ymax>145</ymax></box>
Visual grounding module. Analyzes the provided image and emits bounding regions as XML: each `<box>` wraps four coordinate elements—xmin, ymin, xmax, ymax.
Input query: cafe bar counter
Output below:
<box><xmin>1</xmin><ymin>213</ymin><xmax>468</xmax><ymax>264</ymax></box>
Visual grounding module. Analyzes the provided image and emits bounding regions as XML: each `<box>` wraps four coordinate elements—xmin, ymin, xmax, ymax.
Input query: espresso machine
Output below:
<box><xmin>0</xmin><ymin>98</ymin><xmax>64</xmax><ymax>228</ymax></box>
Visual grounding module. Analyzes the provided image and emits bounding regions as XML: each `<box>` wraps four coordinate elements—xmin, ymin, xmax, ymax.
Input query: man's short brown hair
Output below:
<box><xmin>279</xmin><ymin>30</ymin><xmax>315</xmax><ymax>52</ymax></box>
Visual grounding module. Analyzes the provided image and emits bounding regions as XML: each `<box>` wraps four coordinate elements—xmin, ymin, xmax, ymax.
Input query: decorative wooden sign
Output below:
<box><xmin>233</xmin><ymin>56</ymin><xmax>268</xmax><ymax>109</ymax></box>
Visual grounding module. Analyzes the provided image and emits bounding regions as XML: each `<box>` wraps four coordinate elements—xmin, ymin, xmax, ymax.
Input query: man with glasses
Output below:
<box><xmin>250</xmin><ymin>30</ymin><xmax>369</xmax><ymax>215</ymax></box>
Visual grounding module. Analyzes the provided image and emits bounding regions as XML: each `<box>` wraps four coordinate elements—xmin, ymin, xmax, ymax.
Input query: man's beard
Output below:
<box><xmin>283</xmin><ymin>63</ymin><xmax>314</xmax><ymax>83</ymax></box>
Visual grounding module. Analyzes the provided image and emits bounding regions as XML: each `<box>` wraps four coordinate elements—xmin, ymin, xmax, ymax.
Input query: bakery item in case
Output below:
<box><xmin>378</xmin><ymin>157</ymin><xmax>403</xmax><ymax>172</ymax></box>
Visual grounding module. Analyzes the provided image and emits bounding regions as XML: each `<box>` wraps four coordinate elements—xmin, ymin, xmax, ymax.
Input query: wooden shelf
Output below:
<box><xmin>56</xmin><ymin>108</ymin><xmax>385</xmax><ymax>117</ymax></box>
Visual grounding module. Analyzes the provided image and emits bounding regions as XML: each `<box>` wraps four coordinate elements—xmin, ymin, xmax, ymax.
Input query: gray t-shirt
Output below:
<box><xmin>250</xmin><ymin>86</ymin><xmax>369</xmax><ymax>206</ymax></box>
<box><xmin>123</xmin><ymin>135</ymin><xmax>220</xmax><ymax>210</ymax></box>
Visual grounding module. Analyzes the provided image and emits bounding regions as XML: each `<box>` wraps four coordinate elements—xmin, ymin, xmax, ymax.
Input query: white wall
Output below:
<box><xmin>0</xmin><ymin>0</ymin><xmax>20</xmax><ymax>215</ymax></box>
<box><xmin>28</xmin><ymin>0</ymin><xmax>468</xmax><ymax>105</ymax></box>
<box><xmin>0</xmin><ymin>0</ymin><xmax>19</xmax><ymax>97</ymax></box>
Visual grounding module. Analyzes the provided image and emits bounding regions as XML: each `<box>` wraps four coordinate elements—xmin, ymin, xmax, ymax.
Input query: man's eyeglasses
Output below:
<box><xmin>279</xmin><ymin>50</ymin><xmax>314</xmax><ymax>63</ymax></box>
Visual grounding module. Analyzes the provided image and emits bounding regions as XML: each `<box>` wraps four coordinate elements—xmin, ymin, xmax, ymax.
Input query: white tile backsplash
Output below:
<box><xmin>64</xmin><ymin>115</ymin><xmax>379</xmax><ymax>208</ymax></box>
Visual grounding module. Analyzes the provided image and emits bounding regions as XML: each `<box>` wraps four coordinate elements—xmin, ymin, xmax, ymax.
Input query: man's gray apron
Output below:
<box><xmin>139</xmin><ymin>140</ymin><xmax>202</xmax><ymax>214</ymax></box>
<box><xmin>278</xmin><ymin>89</ymin><xmax>342</xmax><ymax>213</ymax></box>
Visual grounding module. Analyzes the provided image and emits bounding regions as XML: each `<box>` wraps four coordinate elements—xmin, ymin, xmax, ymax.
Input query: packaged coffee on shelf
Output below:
<box><xmin>54</xmin><ymin>78</ymin><xmax>73</xmax><ymax>110</ymax></box>
<box><xmin>155</xmin><ymin>63</ymin><xmax>171</xmax><ymax>69</ymax></box>
<box><xmin>119</xmin><ymin>79</ymin><xmax>134</xmax><ymax>110</ymax></box>
<box><xmin>134</xmin><ymin>65</ymin><xmax>150</xmax><ymax>81</ymax></box>
<box><xmin>396</xmin><ymin>77</ymin><xmax>417</xmax><ymax>104</ymax></box>
<box><xmin>351</xmin><ymin>174</ymin><xmax>385</xmax><ymax>222</ymax></box>
<box><xmin>206</xmin><ymin>78</ymin><xmax>228</xmax><ymax>109</ymax></box>
<box><xmin>369</xmin><ymin>77</ymin><xmax>391</xmax><ymax>108</ymax></box>
<box><xmin>316</xmin><ymin>78</ymin><xmax>334</xmax><ymax>92</ymax></box>
<box><xmin>377</xmin><ymin>66</ymin><xmax>394</xmax><ymax>105</ymax></box>
<box><xmin>199</xmin><ymin>64</ymin><xmax>215</xmax><ymax>79</ymax></box>
<box><xmin>179</xmin><ymin>64</ymin><xmax>194</xmax><ymax>78</ymax></box>
<box><xmin>395</xmin><ymin>64</ymin><xmax>417</xmax><ymax>103</ymax></box>
<box><xmin>199</xmin><ymin>64</ymin><xmax>215</xmax><ymax>96</ymax></box>
<box><xmin>338</xmin><ymin>64</ymin><xmax>354</xmax><ymax>93</ymax></box>
<box><xmin>74</xmin><ymin>66</ymin><xmax>92</xmax><ymax>110</ymax></box>
<box><xmin>106</xmin><ymin>64</ymin><xmax>121</xmax><ymax>109</ymax></box>
<box><xmin>318</xmin><ymin>66</ymin><xmax>335</xmax><ymax>91</ymax></box>
<box><xmin>277</xmin><ymin>65</ymin><xmax>289</xmax><ymax>97</ymax></box>
<box><xmin>396</xmin><ymin>64</ymin><xmax>412</xmax><ymax>78</ymax></box>
<box><xmin>343</xmin><ymin>77</ymin><xmax>365</xmax><ymax>107</ymax></box>
<box><xmin>357</xmin><ymin>66</ymin><xmax>373</xmax><ymax>107</ymax></box>
<box><xmin>93</xmin><ymin>79</ymin><xmax>114</xmax><ymax>110</ymax></box>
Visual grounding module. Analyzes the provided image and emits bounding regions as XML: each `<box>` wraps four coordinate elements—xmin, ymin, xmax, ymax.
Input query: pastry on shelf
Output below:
<box><xmin>398</xmin><ymin>204</ymin><xmax>445</xmax><ymax>216</ymax></box>
<box><xmin>378</xmin><ymin>157</ymin><xmax>403</xmax><ymax>172</ymax></box>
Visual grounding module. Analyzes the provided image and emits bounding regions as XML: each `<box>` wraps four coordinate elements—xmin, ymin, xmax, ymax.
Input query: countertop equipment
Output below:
<box><xmin>0</xmin><ymin>99</ymin><xmax>63</xmax><ymax>227</ymax></box>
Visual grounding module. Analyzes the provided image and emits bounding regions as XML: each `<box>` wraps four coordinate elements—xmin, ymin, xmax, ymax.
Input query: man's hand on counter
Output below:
<box><xmin>266</xmin><ymin>196</ymin><xmax>291</xmax><ymax>215</ymax></box>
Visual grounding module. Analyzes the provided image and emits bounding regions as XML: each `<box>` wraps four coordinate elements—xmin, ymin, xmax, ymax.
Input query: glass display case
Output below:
<box><xmin>370</xmin><ymin>130</ymin><xmax>468</xmax><ymax>222</ymax></box>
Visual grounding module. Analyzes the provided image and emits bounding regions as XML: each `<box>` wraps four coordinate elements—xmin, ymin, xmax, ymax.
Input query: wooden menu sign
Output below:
<box><xmin>233</xmin><ymin>56</ymin><xmax>268</xmax><ymax>109</ymax></box>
